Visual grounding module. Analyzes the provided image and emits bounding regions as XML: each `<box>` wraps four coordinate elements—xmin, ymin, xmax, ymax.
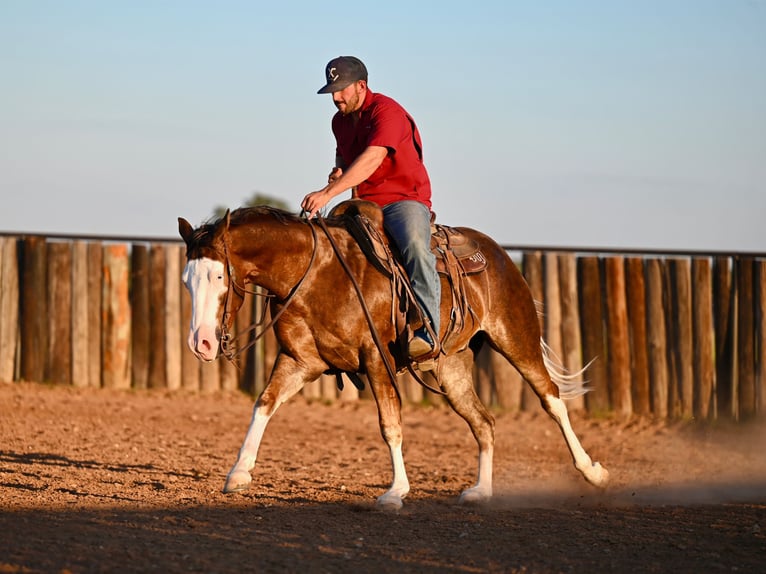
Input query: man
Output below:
<box><xmin>301</xmin><ymin>56</ymin><xmax>441</xmax><ymax>361</ymax></box>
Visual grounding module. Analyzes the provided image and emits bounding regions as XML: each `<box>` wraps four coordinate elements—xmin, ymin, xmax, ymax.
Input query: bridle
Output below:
<box><xmin>218</xmin><ymin>220</ymin><xmax>319</xmax><ymax>361</ymax></box>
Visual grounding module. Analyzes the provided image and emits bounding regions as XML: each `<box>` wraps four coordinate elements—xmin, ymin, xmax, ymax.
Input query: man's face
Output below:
<box><xmin>332</xmin><ymin>81</ymin><xmax>365</xmax><ymax>115</ymax></box>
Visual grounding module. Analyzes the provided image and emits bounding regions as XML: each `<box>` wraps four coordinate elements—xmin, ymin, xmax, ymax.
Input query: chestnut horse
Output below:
<box><xmin>178</xmin><ymin>201</ymin><xmax>609</xmax><ymax>509</ymax></box>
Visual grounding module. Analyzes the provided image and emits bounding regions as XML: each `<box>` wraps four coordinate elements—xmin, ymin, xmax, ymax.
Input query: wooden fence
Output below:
<box><xmin>1</xmin><ymin>233</ymin><xmax>764</xmax><ymax>421</ymax></box>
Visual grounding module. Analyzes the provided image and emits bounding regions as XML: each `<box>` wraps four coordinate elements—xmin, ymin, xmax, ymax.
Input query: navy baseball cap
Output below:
<box><xmin>317</xmin><ymin>56</ymin><xmax>368</xmax><ymax>94</ymax></box>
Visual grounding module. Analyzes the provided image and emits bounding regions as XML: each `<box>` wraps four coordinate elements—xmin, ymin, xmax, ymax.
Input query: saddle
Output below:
<box><xmin>330</xmin><ymin>200</ymin><xmax>486</xmax><ymax>358</ymax></box>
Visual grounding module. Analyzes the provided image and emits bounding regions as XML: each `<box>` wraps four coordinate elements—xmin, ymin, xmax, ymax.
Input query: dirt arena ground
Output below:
<box><xmin>1</xmin><ymin>381</ymin><xmax>765</xmax><ymax>573</ymax></box>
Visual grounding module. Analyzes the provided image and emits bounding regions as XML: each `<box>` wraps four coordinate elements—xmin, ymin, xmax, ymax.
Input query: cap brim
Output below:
<box><xmin>317</xmin><ymin>78</ymin><xmax>354</xmax><ymax>94</ymax></box>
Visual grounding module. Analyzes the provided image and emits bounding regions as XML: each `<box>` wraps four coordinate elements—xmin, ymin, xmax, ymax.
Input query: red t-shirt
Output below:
<box><xmin>332</xmin><ymin>90</ymin><xmax>432</xmax><ymax>209</ymax></box>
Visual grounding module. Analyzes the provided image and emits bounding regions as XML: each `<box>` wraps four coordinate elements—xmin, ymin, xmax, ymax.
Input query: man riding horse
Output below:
<box><xmin>301</xmin><ymin>56</ymin><xmax>440</xmax><ymax>364</ymax></box>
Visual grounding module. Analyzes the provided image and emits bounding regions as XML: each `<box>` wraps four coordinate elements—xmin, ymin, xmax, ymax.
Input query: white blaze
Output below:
<box><xmin>182</xmin><ymin>257</ymin><xmax>227</xmax><ymax>361</ymax></box>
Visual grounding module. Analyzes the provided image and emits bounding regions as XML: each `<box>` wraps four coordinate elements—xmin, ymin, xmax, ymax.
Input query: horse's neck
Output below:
<box><xmin>231</xmin><ymin>220</ymin><xmax>315</xmax><ymax>298</ymax></box>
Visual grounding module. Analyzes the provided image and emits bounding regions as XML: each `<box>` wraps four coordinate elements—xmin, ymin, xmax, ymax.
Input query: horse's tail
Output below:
<box><xmin>533</xmin><ymin>300</ymin><xmax>592</xmax><ymax>399</ymax></box>
<box><xmin>540</xmin><ymin>338</ymin><xmax>593</xmax><ymax>400</ymax></box>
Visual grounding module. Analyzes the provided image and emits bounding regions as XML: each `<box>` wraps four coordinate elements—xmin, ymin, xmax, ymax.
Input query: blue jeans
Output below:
<box><xmin>382</xmin><ymin>200</ymin><xmax>441</xmax><ymax>336</ymax></box>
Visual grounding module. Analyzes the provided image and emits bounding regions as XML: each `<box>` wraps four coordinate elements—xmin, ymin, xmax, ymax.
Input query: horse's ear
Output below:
<box><xmin>223</xmin><ymin>209</ymin><xmax>231</xmax><ymax>230</ymax></box>
<box><xmin>178</xmin><ymin>217</ymin><xmax>194</xmax><ymax>245</ymax></box>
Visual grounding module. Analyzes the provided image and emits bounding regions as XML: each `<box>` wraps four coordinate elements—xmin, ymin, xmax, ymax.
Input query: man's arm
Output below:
<box><xmin>301</xmin><ymin>146</ymin><xmax>387</xmax><ymax>217</ymax></box>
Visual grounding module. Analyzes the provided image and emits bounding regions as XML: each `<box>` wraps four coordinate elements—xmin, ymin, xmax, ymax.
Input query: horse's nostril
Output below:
<box><xmin>201</xmin><ymin>339</ymin><xmax>211</xmax><ymax>352</ymax></box>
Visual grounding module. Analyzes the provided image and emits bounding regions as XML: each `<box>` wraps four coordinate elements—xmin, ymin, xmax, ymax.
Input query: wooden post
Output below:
<box><xmin>558</xmin><ymin>253</ymin><xmax>584</xmax><ymax>411</ymax></box>
<box><xmin>692</xmin><ymin>258</ymin><xmax>715</xmax><ymax>420</ymax></box>
<box><xmin>220</xmin><ymin>357</ymin><xmax>239</xmax><ymax>392</ymax></box>
<box><xmin>302</xmin><ymin>377</ymin><xmax>320</xmax><ymax>400</ymax></box>
<box><xmin>713</xmin><ymin>257</ymin><xmax>735</xmax><ymax>418</ymax></box>
<box><xmin>645</xmin><ymin>258</ymin><xmax>669</xmax><ymax>418</ymax></box>
<box><xmin>626</xmin><ymin>257</ymin><xmax>650</xmax><ymax>415</ymax></box>
<box><xmin>492</xmin><ymin>346</ymin><xmax>523</xmax><ymax>411</ymax></box>
<box><xmin>736</xmin><ymin>257</ymin><xmax>756</xmax><ymax>419</ymax></box>
<box><xmin>20</xmin><ymin>237</ymin><xmax>47</xmax><ymax>383</ymax></box>
<box><xmin>663</xmin><ymin>262</ymin><xmax>679</xmax><ymax>417</ymax></box>
<box><xmin>87</xmin><ymin>243</ymin><xmax>102</xmax><ymax>387</ymax></box>
<box><xmin>474</xmin><ymin>338</ymin><xmax>523</xmax><ymax>410</ymax></box>
<box><xmin>757</xmin><ymin>260</ymin><xmax>766</xmax><ymax>415</ymax></box>
<box><xmin>320</xmin><ymin>372</ymin><xmax>338</xmax><ymax>401</ymax></box>
<box><xmin>604</xmin><ymin>257</ymin><xmax>632</xmax><ymax>418</ymax></box>
<box><xmin>544</xmin><ymin>252</ymin><xmax>563</xmax><ymax>361</ymax></box>
<box><xmin>102</xmin><ymin>244</ymin><xmax>131</xmax><ymax>389</ymax></box>
<box><xmin>338</xmin><ymin>373</ymin><xmax>360</xmax><ymax>402</ymax></box>
<box><xmin>236</xmin><ymin>290</ymin><xmax>255</xmax><ymax>394</ymax></box>
<box><xmin>0</xmin><ymin>237</ymin><xmax>20</xmax><ymax>383</ymax></box>
<box><xmin>200</xmin><ymin>360</ymin><xmax>221</xmax><ymax>392</ymax></box>
<box><xmin>148</xmin><ymin>244</ymin><xmax>167</xmax><ymax>389</ymax></box>
<box><xmin>521</xmin><ymin>251</ymin><xmax>544</xmax><ymax>410</ymax></box>
<box><xmin>669</xmin><ymin>259</ymin><xmax>694</xmax><ymax>418</ymax></box>
<box><xmin>399</xmin><ymin>370</ymin><xmax>423</xmax><ymax>404</ymax></box>
<box><xmin>164</xmin><ymin>243</ymin><xmax>183</xmax><ymax>391</ymax></box>
<box><xmin>71</xmin><ymin>241</ymin><xmax>90</xmax><ymax>387</ymax></box>
<box><xmin>474</xmin><ymin>341</ymin><xmax>494</xmax><ymax>406</ymax></box>
<box><xmin>578</xmin><ymin>256</ymin><xmax>609</xmax><ymax>414</ymax></box>
<box><xmin>130</xmin><ymin>244</ymin><xmax>150</xmax><ymax>390</ymax></box>
<box><xmin>47</xmin><ymin>242</ymin><xmax>73</xmax><ymax>385</ymax></box>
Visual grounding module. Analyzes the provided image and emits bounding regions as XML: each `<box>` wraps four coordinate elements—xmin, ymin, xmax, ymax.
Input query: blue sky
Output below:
<box><xmin>1</xmin><ymin>1</ymin><xmax>764</xmax><ymax>251</ymax></box>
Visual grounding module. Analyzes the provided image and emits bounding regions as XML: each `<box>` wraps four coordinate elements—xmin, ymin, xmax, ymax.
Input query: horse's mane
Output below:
<box><xmin>188</xmin><ymin>205</ymin><xmax>350</xmax><ymax>253</ymax></box>
<box><xmin>229</xmin><ymin>205</ymin><xmax>304</xmax><ymax>226</ymax></box>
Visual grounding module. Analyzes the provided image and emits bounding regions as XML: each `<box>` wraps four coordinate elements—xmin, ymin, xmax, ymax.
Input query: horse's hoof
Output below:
<box><xmin>458</xmin><ymin>486</ymin><xmax>492</xmax><ymax>505</ymax></box>
<box><xmin>584</xmin><ymin>462</ymin><xmax>610</xmax><ymax>489</ymax></box>
<box><xmin>376</xmin><ymin>493</ymin><xmax>404</xmax><ymax>511</ymax></box>
<box><xmin>223</xmin><ymin>470</ymin><xmax>252</xmax><ymax>494</ymax></box>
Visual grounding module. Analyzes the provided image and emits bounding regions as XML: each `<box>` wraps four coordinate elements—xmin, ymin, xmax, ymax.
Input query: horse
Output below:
<box><xmin>178</xmin><ymin>201</ymin><xmax>609</xmax><ymax>509</ymax></box>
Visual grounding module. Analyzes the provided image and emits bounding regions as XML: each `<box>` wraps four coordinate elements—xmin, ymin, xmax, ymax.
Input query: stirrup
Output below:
<box><xmin>408</xmin><ymin>335</ymin><xmax>433</xmax><ymax>359</ymax></box>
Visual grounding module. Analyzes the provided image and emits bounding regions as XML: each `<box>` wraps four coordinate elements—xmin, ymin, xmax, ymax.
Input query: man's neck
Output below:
<box><xmin>349</xmin><ymin>89</ymin><xmax>367</xmax><ymax>123</ymax></box>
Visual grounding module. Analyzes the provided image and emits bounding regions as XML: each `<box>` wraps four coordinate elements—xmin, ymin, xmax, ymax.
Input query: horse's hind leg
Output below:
<box><xmin>514</xmin><ymin>353</ymin><xmax>609</xmax><ymax>488</ymax></box>
<box><xmin>439</xmin><ymin>349</ymin><xmax>495</xmax><ymax>504</ymax></box>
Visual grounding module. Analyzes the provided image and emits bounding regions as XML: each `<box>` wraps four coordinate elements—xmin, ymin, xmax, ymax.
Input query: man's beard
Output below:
<box><xmin>335</xmin><ymin>91</ymin><xmax>360</xmax><ymax>115</ymax></box>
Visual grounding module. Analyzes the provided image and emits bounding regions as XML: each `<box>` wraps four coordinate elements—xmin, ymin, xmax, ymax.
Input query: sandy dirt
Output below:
<box><xmin>1</xmin><ymin>381</ymin><xmax>765</xmax><ymax>573</ymax></box>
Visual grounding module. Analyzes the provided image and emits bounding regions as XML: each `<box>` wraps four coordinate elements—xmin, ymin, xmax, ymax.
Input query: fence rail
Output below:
<box><xmin>0</xmin><ymin>233</ymin><xmax>764</xmax><ymax>421</ymax></box>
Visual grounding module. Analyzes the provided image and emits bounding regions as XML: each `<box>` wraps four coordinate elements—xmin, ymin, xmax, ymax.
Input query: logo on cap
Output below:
<box><xmin>327</xmin><ymin>67</ymin><xmax>339</xmax><ymax>82</ymax></box>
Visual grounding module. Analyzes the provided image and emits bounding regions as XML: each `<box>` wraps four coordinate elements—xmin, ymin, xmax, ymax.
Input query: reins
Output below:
<box><xmin>219</xmin><ymin>220</ymin><xmax>319</xmax><ymax>361</ymax></box>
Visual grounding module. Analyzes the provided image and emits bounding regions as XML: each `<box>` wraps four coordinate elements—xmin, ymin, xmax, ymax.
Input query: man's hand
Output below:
<box><xmin>303</xmin><ymin>148</ymin><xmax>385</xmax><ymax>218</ymax></box>
<box><xmin>301</xmin><ymin>188</ymin><xmax>332</xmax><ymax>219</ymax></box>
<box><xmin>328</xmin><ymin>167</ymin><xmax>342</xmax><ymax>184</ymax></box>
<box><xmin>301</xmin><ymin>167</ymin><xmax>345</xmax><ymax>218</ymax></box>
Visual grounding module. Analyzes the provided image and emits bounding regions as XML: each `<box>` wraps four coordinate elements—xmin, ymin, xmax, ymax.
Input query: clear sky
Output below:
<box><xmin>1</xmin><ymin>0</ymin><xmax>764</xmax><ymax>252</ymax></box>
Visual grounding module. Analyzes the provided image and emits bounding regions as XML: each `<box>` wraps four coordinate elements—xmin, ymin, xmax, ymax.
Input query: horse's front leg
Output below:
<box><xmin>368</xmin><ymin>369</ymin><xmax>410</xmax><ymax>510</ymax></box>
<box><xmin>223</xmin><ymin>355</ymin><xmax>312</xmax><ymax>494</ymax></box>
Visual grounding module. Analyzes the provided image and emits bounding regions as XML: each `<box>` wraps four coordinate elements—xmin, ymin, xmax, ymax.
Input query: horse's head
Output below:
<box><xmin>178</xmin><ymin>211</ymin><xmax>244</xmax><ymax>362</ymax></box>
